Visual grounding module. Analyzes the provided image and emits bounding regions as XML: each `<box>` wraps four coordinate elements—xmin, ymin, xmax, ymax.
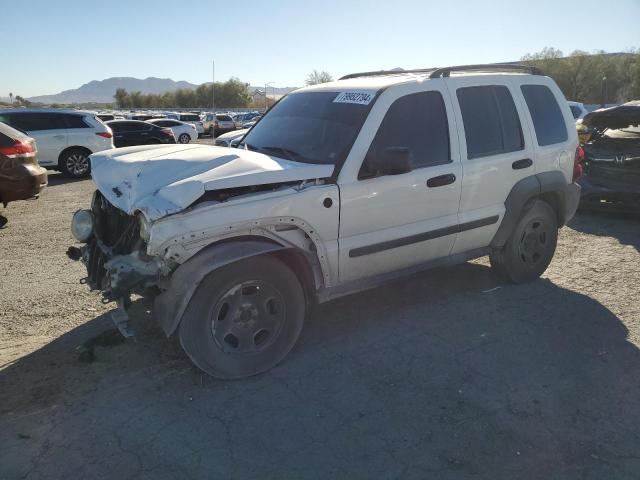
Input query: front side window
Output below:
<box><xmin>242</xmin><ymin>91</ymin><xmax>376</xmax><ymax>166</ymax></box>
<box><xmin>457</xmin><ymin>85</ymin><xmax>524</xmax><ymax>159</ymax></box>
<box><xmin>359</xmin><ymin>91</ymin><xmax>450</xmax><ymax>179</ymax></box>
<box><xmin>521</xmin><ymin>85</ymin><xmax>568</xmax><ymax>146</ymax></box>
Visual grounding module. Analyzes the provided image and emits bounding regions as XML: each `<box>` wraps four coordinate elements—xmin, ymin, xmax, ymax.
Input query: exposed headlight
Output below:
<box><xmin>139</xmin><ymin>214</ymin><xmax>151</xmax><ymax>241</ymax></box>
<box><xmin>71</xmin><ymin>209</ymin><xmax>94</xmax><ymax>242</ymax></box>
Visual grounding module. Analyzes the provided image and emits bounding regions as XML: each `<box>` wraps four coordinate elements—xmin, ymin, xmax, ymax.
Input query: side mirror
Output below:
<box><xmin>366</xmin><ymin>147</ymin><xmax>412</xmax><ymax>176</ymax></box>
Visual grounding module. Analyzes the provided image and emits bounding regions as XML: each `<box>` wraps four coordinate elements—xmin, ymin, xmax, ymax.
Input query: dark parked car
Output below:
<box><xmin>578</xmin><ymin>101</ymin><xmax>640</xmax><ymax>212</ymax></box>
<box><xmin>105</xmin><ymin>120</ymin><xmax>176</xmax><ymax>148</ymax></box>
<box><xmin>0</xmin><ymin>122</ymin><xmax>47</xmax><ymax>227</ymax></box>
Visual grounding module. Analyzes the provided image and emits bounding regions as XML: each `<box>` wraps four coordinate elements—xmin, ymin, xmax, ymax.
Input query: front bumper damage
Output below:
<box><xmin>68</xmin><ymin>191</ymin><xmax>170</xmax><ymax>337</ymax></box>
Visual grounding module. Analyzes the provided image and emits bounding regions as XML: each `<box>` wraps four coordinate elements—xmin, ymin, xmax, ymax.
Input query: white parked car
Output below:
<box><xmin>148</xmin><ymin>119</ymin><xmax>197</xmax><ymax>144</ymax></box>
<box><xmin>0</xmin><ymin>108</ymin><xmax>114</xmax><ymax>178</ymax></box>
<box><xmin>71</xmin><ymin>64</ymin><xmax>581</xmax><ymax>378</ymax></box>
<box><xmin>214</xmin><ymin>128</ymin><xmax>248</xmax><ymax>147</ymax></box>
<box><xmin>165</xmin><ymin>113</ymin><xmax>205</xmax><ymax>136</ymax></box>
<box><xmin>568</xmin><ymin>101</ymin><xmax>589</xmax><ymax>120</ymax></box>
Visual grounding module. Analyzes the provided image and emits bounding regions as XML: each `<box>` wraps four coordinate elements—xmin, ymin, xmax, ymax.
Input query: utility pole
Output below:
<box><xmin>265</xmin><ymin>82</ymin><xmax>274</xmax><ymax>113</ymax></box>
<box><xmin>212</xmin><ymin>60</ymin><xmax>215</xmax><ymax>111</ymax></box>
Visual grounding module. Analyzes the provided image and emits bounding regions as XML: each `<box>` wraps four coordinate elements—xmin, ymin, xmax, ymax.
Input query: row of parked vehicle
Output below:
<box><xmin>95</xmin><ymin>110</ymin><xmax>262</xmax><ymax>136</ymax></box>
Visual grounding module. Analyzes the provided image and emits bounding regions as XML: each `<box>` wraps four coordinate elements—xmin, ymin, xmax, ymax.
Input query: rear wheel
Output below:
<box><xmin>178</xmin><ymin>133</ymin><xmax>191</xmax><ymax>144</ymax></box>
<box><xmin>490</xmin><ymin>200</ymin><xmax>558</xmax><ymax>284</ymax></box>
<box><xmin>179</xmin><ymin>255</ymin><xmax>306</xmax><ymax>379</ymax></box>
<box><xmin>59</xmin><ymin>148</ymin><xmax>91</xmax><ymax>178</ymax></box>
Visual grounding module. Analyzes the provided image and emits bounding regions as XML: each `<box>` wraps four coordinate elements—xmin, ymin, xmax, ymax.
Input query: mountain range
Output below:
<box><xmin>27</xmin><ymin>77</ymin><xmax>198</xmax><ymax>104</ymax></box>
<box><xmin>26</xmin><ymin>77</ymin><xmax>298</xmax><ymax>104</ymax></box>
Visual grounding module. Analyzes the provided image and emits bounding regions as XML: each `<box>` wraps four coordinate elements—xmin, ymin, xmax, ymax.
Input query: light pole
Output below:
<box><xmin>212</xmin><ymin>60</ymin><xmax>215</xmax><ymax>111</ymax></box>
<box><xmin>600</xmin><ymin>75</ymin><xmax>607</xmax><ymax>108</ymax></box>
<box><xmin>264</xmin><ymin>82</ymin><xmax>274</xmax><ymax>113</ymax></box>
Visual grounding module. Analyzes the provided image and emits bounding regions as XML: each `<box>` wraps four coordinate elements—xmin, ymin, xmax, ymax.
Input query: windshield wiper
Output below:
<box><xmin>258</xmin><ymin>146</ymin><xmax>302</xmax><ymax>163</ymax></box>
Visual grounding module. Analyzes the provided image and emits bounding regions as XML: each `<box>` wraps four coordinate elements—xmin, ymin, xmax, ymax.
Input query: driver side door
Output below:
<box><xmin>338</xmin><ymin>86</ymin><xmax>462</xmax><ymax>283</ymax></box>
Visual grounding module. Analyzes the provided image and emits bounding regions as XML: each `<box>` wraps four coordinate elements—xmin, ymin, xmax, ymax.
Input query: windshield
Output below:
<box><xmin>242</xmin><ymin>91</ymin><xmax>376</xmax><ymax>165</ymax></box>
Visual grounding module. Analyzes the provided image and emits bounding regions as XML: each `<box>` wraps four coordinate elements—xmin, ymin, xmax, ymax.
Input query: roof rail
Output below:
<box><xmin>429</xmin><ymin>63</ymin><xmax>542</xmax><ymax>78</ymax></box>
<box><xmin>339</xmin><ymin>68</ymin><xmax>436</xmax><ymax>81</ymax></box>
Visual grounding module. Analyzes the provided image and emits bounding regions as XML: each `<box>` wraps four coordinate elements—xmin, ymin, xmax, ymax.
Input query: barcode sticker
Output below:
<box><xmin>333</xmin><ymin>92</ymin><xmax>374</xmax><ymax>105</ymax></box>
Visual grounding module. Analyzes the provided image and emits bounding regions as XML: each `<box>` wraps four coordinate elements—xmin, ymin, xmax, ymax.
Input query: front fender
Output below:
<box><xmin>154</xmin><ymin>238</ymin><xmax>285</xmax><ymax>336</ymax></box>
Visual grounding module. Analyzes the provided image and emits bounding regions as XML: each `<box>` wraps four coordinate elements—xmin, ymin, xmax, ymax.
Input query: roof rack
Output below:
<box><xmin>339</xmin><ymin>63</ymin><xmax>542</xmax><ymax>81</ymax></box>
<box><xmin>429</xmin><ymin>63</ymin><xmax>542</xmax><ymax>78</ymax></box>
<box><xmin>339</xmin><ymin>68</ymin><xmax>436</xmax><ymax>80</ymax></box>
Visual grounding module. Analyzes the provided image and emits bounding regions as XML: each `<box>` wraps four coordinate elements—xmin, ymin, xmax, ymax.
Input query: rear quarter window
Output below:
<box><xmin>64</xmin><ymin>114</ymin><xmax>90</xmax><ymax>128</ymax></box>
<box><xmin>521</xmin><ymin>85</ymin><xmax>568</xmax><ymax>146</ymax></box>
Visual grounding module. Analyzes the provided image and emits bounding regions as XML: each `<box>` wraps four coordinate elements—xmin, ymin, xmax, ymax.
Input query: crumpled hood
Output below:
<box><xmin>90</xmin><ymin>144</ymin><xmax>334</xmax><ymax>220</ymax></box>
<box><xmin>582</xmin><ymin>101</ymin><xmax>640</xmax><ymax>130</ymax></box>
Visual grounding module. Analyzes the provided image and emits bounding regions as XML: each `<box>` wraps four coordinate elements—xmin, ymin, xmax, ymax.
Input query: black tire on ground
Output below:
<box><xmin>178</xmin><ymin>133</ymin><xmax>190</xmax><ymax>144</ymax></box>
<box><xmin>490</xmin><ymin>200</ymin><xmax>558</xmax><ymax>284</ymax></box>
<box><xmin>59</xmin><ymin>148</ymin><xmax>91</xmax><ymax>178</ymax></box>
<box><xmin>178</xmin><ymin>255</ymin><xmax>306</xmax><ymax>379</ymax></box>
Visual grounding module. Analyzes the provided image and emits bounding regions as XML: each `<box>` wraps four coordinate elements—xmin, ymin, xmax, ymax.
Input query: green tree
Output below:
<box><xmin>305</xmin><ymin>70</ymin><xmax>333</xmax><ymax>86</ymax></box>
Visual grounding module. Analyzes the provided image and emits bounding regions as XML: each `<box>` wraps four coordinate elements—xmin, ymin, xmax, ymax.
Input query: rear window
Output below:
<box><xmin>569</xmin><ymin>105</ymin><xmax>582</xmax><ymax>119</ymax></box>
<box><xmin>521</xmin><ymin>85</ymin><xmax>568</xmax><ymax>146</ymax></box>
<box><xmin>180</xmin><ymin>114</ymin><xmax>200</xmax><ymax>121</ymax></box>
<box><xmin>217</xmin><ymin>115</ymin><xmax>233</xmax><ymax>121</ymax></box>
<box><xmin>457</xmin><ymin>86</ymin><xmax>524</xmax><ymax>159</ymax></box>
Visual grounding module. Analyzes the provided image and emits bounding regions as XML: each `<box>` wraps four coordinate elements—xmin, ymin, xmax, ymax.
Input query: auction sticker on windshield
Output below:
<box><xmin>333</xmin><ymin>92</ymin><xmax>374</xmax><ymax>105</ymax></box>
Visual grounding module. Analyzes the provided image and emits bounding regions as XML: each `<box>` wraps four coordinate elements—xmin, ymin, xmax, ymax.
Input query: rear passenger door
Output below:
<box><xmin>446</xmin><ymin>77</ymin><xmax>535</xmax><ymax>254</ymax></box>
<box><xmin>0</xmin><ymin>112</ymin><xmax>68</xmax><ymax>166</ymax></box>
<box><xmin>63</xmin><ymin>113</ymin><xmax>92</xmax><ymax>151</ymax></box>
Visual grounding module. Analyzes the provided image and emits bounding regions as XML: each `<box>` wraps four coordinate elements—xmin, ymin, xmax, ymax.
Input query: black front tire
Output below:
<box><xmin>179</xmin><ymin>255</ymin><xmax>306</xmax><ymax>379</ymax></box>
<box><xmin>490</xmin><ymin>200</ymin><xmax>558</xmax><ymax>284</ymax></box>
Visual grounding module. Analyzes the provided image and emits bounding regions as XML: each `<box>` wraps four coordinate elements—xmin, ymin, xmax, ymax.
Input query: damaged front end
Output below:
<box><xmin>68</xmin><ymin>190</ymin><xmax>170</xmax><ymax>336</ymax></box>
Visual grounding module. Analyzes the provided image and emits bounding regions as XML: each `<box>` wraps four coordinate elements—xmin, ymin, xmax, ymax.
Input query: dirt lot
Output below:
<box><xmin>1</xmin><ymin>172</ymin><xmax>639</xmax><ymax>479</ymax></box>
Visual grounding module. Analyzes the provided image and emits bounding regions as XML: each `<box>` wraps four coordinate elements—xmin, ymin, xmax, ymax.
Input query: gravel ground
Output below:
<box><xmin>1</xmin><ymin>172</ymin><xmax>639</xmax><ymax>479</ymax></box>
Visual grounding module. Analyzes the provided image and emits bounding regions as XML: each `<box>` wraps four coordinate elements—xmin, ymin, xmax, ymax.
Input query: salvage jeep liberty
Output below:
<box><xmin>69</xmin><ymin>64</ymin><xmax>581</xmax><ymax>378</ymax></box>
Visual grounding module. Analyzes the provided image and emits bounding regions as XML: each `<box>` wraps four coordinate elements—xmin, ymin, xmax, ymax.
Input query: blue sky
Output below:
<box><xmin>3</xmin><ymin>0</ymin><xmax>639</xmax><ymax>97</ymax></box>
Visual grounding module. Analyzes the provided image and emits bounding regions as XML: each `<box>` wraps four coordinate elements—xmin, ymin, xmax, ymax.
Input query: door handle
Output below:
<box><xmin>53</xmin><ymin>134</ymin><xmax>65</xmax><ymax>139</ymax></box>
<box><xmin>427</xmin><ymin>173</ymin><xmax>456</xmax><ymax>188</ymax></box>
<box><xmin>512</xmin><ymin>158</ymin><xmax>533</xmax><ymax>170</ymax></box>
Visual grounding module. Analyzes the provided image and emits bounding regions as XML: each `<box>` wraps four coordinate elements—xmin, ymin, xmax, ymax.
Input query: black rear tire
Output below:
<box><xmin>490</xmin><ymin>200</ymin><xmax>558</xmax><ymax>284</ymax></box>
<box><xmin>59</xmin><ymin>148</ymin><xmax>91</xmax><ymax>178</ymax></box>
<box><xmin>179</xmin><ymin>255</ymin><xmax>306</xmax><ymax>379</ymax></box>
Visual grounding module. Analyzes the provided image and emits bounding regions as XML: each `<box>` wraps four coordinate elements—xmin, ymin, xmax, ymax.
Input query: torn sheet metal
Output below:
<box><xmin>90</xmin><ymin>144</ymin><xmax>334</xmax><ymax>220</ymax></box>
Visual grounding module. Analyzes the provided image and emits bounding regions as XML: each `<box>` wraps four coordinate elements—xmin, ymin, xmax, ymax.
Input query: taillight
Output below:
<box><xmin>214</xmin><ymin>121</ymin><xmax>219</xmax><ymax>128</ymax></box>
<box><xmin>573</xmin><ymin>145</ymin><xmax>585</xmax><ymax>181</ymax></box>
<box><xmin>0</xmin><ymin>138</ymin><xmax>36</xmax><ymax>158</ymax></box>
<box><xmin>96</xmin><ymin>131</ymin><xmax>113</xmax><ymax>138</ymax></box>
<box><xmin>161</xmin><ymin>128</ymin><xmax>174</xmax><ymax>137</ymax></box>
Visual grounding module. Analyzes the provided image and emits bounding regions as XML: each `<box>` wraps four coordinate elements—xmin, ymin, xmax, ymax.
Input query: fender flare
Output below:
<box><xmin>154</xmin><ymin>238</ymin><xmax>288</xmax><ymax>336</ymax></box>
<box><xmin>491</xmin><ymin>171</ymin><xmax>574</xmax><ymax>248</ymax></box>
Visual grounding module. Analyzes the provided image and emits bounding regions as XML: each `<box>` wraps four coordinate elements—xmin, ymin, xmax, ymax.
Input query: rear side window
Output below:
<box><xmin>360</xmin><ymin>91</ymin><xmax>450</xmax><ymax>178</ymax></box>
<box><xmin>1</xmin><ymin>112</ymin><xmax>67</xmax><ymax>131</ymax></box>
<box><xmin>64</xmin><ymin>114</ymin><xmax>89</xmax><ymax>128</ymax></box>
<box><xmin>457</xmin><ymin>86</ymin><xmax>524</xmax><ymax>159</ymax></box>
<box><xmin>521</xmin><ymin>85</ymin><xmax>568</xmax><ymax>146</ymax></box>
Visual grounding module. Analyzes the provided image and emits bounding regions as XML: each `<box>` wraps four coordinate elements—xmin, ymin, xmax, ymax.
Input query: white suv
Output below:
<box><xmin>0</xmin><ymin>109</ymin><xmax>114</xmax><ymax>178</ymax></box>
<box><xmin>70</xmin><ymin>64</ymin><xmax>581</xmax><ymax>378</ymax></box>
